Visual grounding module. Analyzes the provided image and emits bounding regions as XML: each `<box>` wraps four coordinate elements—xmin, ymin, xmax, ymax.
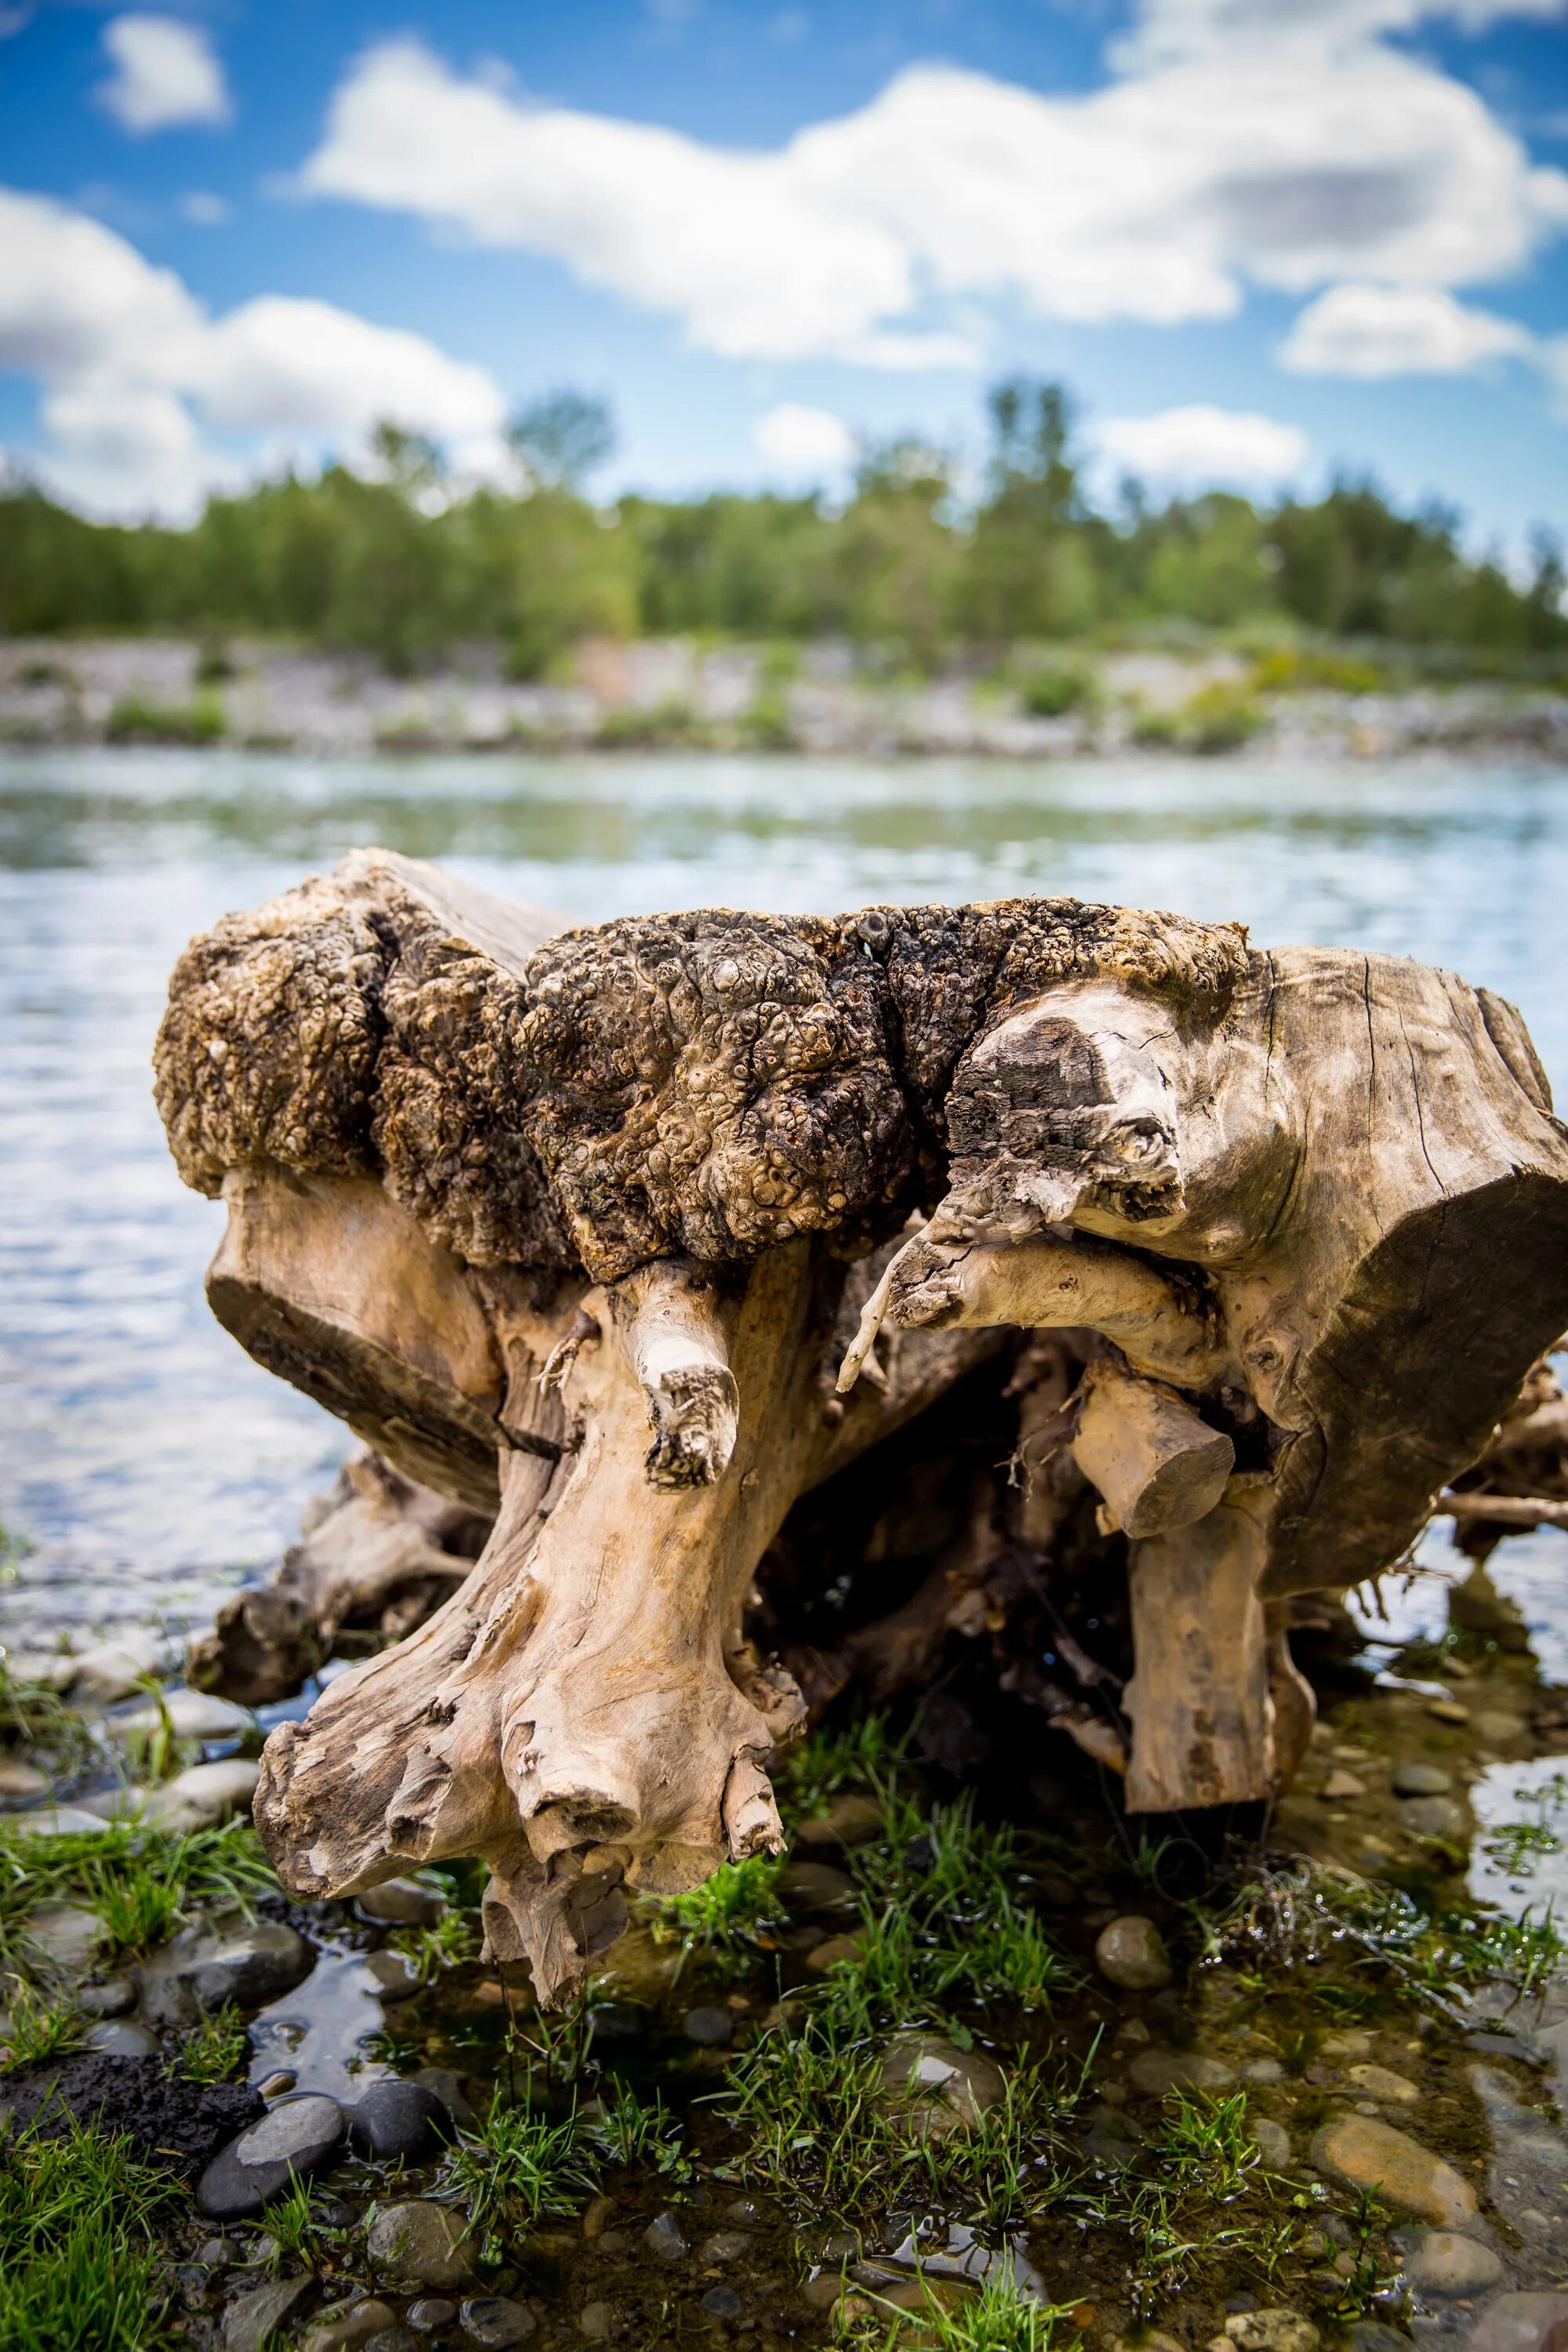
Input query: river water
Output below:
<box><xmin>2</xmin><ymin>746</ymin><xmax>1566</xmax><ymax>1654</ymax></box>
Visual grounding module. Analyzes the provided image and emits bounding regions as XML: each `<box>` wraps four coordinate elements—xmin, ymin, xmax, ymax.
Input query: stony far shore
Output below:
<box><xmin>2</xmin><ymin>633</ymin><xmax>1566</xmax><ymax>763</ymax></box>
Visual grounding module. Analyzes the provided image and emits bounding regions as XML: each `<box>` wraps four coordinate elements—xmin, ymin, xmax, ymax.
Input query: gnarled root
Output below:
<box><xmin>256</xmin><ymin>1250</ymin><xmax>825</xmax><ymax>1999</ymax></box>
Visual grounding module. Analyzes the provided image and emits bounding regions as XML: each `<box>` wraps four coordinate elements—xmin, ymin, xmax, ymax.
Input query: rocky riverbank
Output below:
<box><xmin>2</xmin><ymin>635</ymin><xmax>1565</xmax><ymax>763</ymax></box>
<box><xmin>7</xmin><ymin>1547</ymin><xmax>1568</xmax><ymax>2352</ymax></box>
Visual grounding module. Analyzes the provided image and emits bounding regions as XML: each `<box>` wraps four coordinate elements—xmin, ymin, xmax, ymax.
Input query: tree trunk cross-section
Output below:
<box><xmin>155</xmin><ymin>850</ymin><xmax>1568</xmax><ymax>1993</ymax></box>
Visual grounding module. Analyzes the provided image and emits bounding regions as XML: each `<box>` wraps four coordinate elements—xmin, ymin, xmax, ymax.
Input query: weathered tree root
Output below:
<box><xmin>156</xmin><ymin>851</ymin><xmax>1568</xmax><ymax>1994</ymax></box>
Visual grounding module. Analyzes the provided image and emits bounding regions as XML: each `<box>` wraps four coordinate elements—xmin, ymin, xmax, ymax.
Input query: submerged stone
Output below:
<box><xmin>1398</xmin><ymin>2229</ymin><xmax>1504</xmax><ymax>2296</ymax></box>
<box><xmin>1392</xmin><ymin>1763</ymin><xmax>1451</xmax><ymax>1797</ymax></box>
<box><xmin>1345</xmin><ymin>2063</ymin><xmax>1420</xmax><ymax>2104</ymax></box>
<box><xmin>644</xmin><ymin>2210</ymin><xmax>691</xmax><ymax>2262</ymax></box>
<box><xmin>1466</xmin><ymin>2293</ymin><xmax>1568</xmax><ymax>2352</ymax></box>
<box><xmin>1224</xmin><ymin>2310</ymin><xmax>1320</xmax><ymax>2352</ymax></box>
<box><xmin>796</xmin><ymin>1794</ymin><xmax>884</xmax><ymax>1849</ymax></box>
<box><xmin>683</xmin><ymin>2004</ymin><xmax>733</xmax><ymax>2045</ymax></box>
<box><xmin>1127</xmin><ymin>2048</ymin><xmax>1235</xmax><ymax>2095</ymax></box>
<box><xmin>1398</xmin><ymin>1795</ymin><xmax>1467</xmax><ymax>1839</ymax></box>
<box><xmin>702</xmin><ymin>2286</ymin><xmax>745</xmax><ymax>2320</ymax></box>
<box><xmin>303</xmin><ymin>2301</ymin><xmax>398</xmax><ymax>2352</ymax></box>
<box><xmin>1094</xmin><ymin>1915</ymin><xmax>1173</xmax><ymax>1989</ymax></box>
<box><xmin>1250</xmin><ymin>2118</ymin><xmax>1292</xmax><ymax>2169</ymax></box>
<box><xmin>458</xmin><ymin>2296</ymin><xmax>536</xmax><ymax>2346</ymax></box>
<box><xmin>1310</xmin><ymin>2114</ymin><xmax>1478</xmax><ymax>2226</ymax></box>
<box><xmin>879</xmin><ymin>2033</ymin><xmax>1005</xmax><ymax>2139</ymax></box>
<box><xmin>365</xmin><ymin>2200</ymin><xmax>477</xmax><ymax>2288</ymax></box>
<box><xmin>777</xmin><ymin>1860</ymin><xmax>856</xmax><ymax>1914</ymax></box>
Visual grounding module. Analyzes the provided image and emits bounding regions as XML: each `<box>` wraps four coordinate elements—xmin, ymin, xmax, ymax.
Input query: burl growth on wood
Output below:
<box><xmin>155</xmin><ymin>851</ymin><xmax>1568</xmax><ymax>1997</ymax></box>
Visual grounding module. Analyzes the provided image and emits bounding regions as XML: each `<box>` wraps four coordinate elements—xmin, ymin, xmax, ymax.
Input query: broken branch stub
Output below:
<box><xmin>157</xmin><ymin>853</ymin><xmax>1568</xmax><ymax>1982</ymax></box>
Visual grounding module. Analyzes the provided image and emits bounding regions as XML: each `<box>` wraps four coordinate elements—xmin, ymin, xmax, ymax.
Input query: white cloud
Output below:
<box><xmin>0</xmin><ymin>189</ymin><xmax>506</xmax><ymax>517</ymax></box>
<box><xmin>179</xmin><ymin>190</ymin><xmax>229</xmax><ymax>227</ymax></box>
<box><xmin>1281</xmin><ymin>282</ymin><xmax>1536</xmax><ymax>374</ymax></box>
<box><xmin>298</xmin><ymin>29</ymin><xmax>1568</xmax><ymax>367</ymax></box>
<box><xmin>1095</xmin><ymin>405</ymin><xmax>1308</xmax><ymax>486</ymax></box>
<box><xmin>752</xmin><ymin>402</ymin><xmax>856</xmax><ymax>476</ymax></box>
<box><xmin>1118</xmin><ymin>0</ymin><xmax>1568</xmax><ymax>68</ymax></box>
<box><xmin>97</xmin><ymin>15</ymin><xmax>230</xmax><ymax>135</ymax></box>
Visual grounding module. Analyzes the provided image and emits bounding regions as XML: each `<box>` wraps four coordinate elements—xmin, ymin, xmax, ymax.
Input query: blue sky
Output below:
<box><xmin>0</xmin><ymin>0</ymin><xmax>1565</xmax><ymax>547</ymax></box>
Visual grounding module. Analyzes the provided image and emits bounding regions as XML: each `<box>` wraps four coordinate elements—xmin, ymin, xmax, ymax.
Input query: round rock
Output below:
<box><xmin>1399</xmin><ymin>1795</ymin><xmax>1468</xmax><ymax>1840</ymax></box>
<box><xmin>776</xmin><ymin>1860</ymin><xmax>856</xmax><ymax>1915</ymax></box>
<box><xmin>87</xmin><ymin>2020</ymin><xmax>158</xmax><ymax>2057</ymax></box>
<box><xmin>879</xmin><ymin>2032</ymin><xmax>1005</xmax><ymax>2140</ymax></box>
<box><xmin>78</xmin><ymin>1977</ymin><xmax>138</xmax><ymax>2018</ymax></box>
<box><xmin>1345</xmin><ymin>2063</ymin><xmax>1420</xmax><ymax>2105</ymax></box>
<box><xmin>407</xmin><ymin>2303</ymin><xmax>458</xmax><ymax>2333</ymax></box>
<box><xmin>1128</xmin><ymin>2047</ymin><xmax>1235</xmax><ymax>2096</ymax></box>
<box><xmin>1310</xmin><ymin>2114</ymin><xmax>1477</xmax><ymax>2227</ymax></box>
<box><xmin>702</xmin><ymin>2286</ymin><xmax>745</xmax><ymax>2320</ymax></box>
<box><xmin>1094</xmin><ymin>1916</ymin><xmax>1173</xmax><ymax>1991</ymax></box>
<box><xmin>357</xmin><ymin>1878</ymin><xmax>445</xmax><ymax>1929</ymax></box>
<box><xmin>683</xmin><ymin>2005</ymin><xmax>734</xmax><ymax>2047</ymax></box>
<box><xmin>1250</xmin><ymin>2118</ymin><xmax>1292</xmax><ymax>2170</ymax></box>
<box><xmin>1392</xmin><ymin>1763</ymin><xmax>1451</xmax><ymax>1798</ymax></box>
<box><xmin>0</xmin><ymin>1759</ymin><xmax>48</xmax><ymax>1798</ymax></box>
<box><xmin>795</xmin><ymin>1795</ymin><xmax>884</xmax><ymax>1849</ymax></box>
<box><xmin>1399</xmin><ymin>2229</ymin><xmax>1504</xmax><ymax>2297</ymax></box>
<box><xmin>236</xmin><ymin>2092</ymin><xmax>345</xmax><ymax>2171</ymax></box>
<box><xmin>1224</xmin><ymin>2312</ymin><xmax>1319</xmax><ymax>2352</ymax></box>
<box><xmin>144</xmin><ymin>1759</ymin><xmax>260</xmax><ymax>1833</ymax></box>
<box><xmin>366</xmin><ymin>2199</ymin><xmax>477</xmax><ymax>2288</ymax></box>
<box><xmin>362</xmin><ymin>1949</ymin><xmax>422</xmax><ymax>2003</ymax></box>
<box><xmin>349</xmin><ymin>2080</ymin><xmax>452</xmax><ymax>2164</ymax></box>
<box><xmin>459</xmin><ymin>2297</ymin><xmax>536</xmax><ymax>2347</ymax></box>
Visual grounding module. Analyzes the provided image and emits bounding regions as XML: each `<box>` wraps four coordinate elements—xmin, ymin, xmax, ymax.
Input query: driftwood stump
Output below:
<box><xmin>155</xmin><ymin>851</ymin><xmax>1568</xmax><ymax>1994</ymax></box>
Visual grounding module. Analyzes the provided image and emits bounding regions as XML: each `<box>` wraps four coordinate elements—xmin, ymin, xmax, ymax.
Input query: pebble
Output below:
<box><xmin>1224</xmin><ymin>2312</ymin><xmax>1319</xmax><ymax>2352</ymax></box>
<box><xmin>1345</xmin><ymin>2063</ymin><xmax>1421</xmax><ymax>2104</ymax></box>
<box><xmin>349</xmin><ymin>2081</ymin><xmax>452</xmax><ymax>2163</ymax></box>
<box><xmin>581</xmin><ymin>2195</ymin><xmax>615</xmax><ymax>2239</ymax></box>
<box><xmin>198</xmin><ymin>2094</ymin><xmax>346</xmax><ymax>2220</ymax></box>
<box><xmin>1083</xmin><ymin>2103</ymin><xmax>1145</xmax><ymax>2169</ymax></box>
<box><xmin>6</xmin><ymin>1803</ymin><xmax>106</xmax><ymax>1836</ymax></box>
<box><xmin>879</xmin><ymin>2033</ymin><xmax>1005</xmax><ymax>2139</ymax></box>
<box><xmin>407</xmin><ymin>2302</ymin><xmax>458</xmax><ymax>2332</ymax></box>
<box><xmin>804</xmin><ymin>1932</ymin><xmax>866</xmax><ymax>1973</ymax></box>
<box><xmin>87</xmin><ymin>2020</ymin><xmax>158</xmax><ymax>2057</ymax></box>
<box><xmin>367</xmin><ymin>2201</ymin><xmax>477</xmax><ymax>2288</ymax></box>
<box><xmin>357</xmin><ymin>1878</ymin><xmax>446</xmax><ymax>1928</ymax></box>
<box><xmin>644</xmin><ymin>2210</ymin><xmax>691</xmax><ymax>2262</ymax></box>
<box><xmin>699</xmin><ymin>2231</ymin><xmax>751</xmax><ymax>2263</ymax></box>
<box><xmin>1465</xmin><ymin>2293</ymin><xmax>1568</xmax><ymax>2352</ymax></box>
<box><xmin>1127</xmin><ymin>2048</ymin><xmax>1236</xmax><ymax>2095</ymax></box>
<box><xmin>303</xmin><ymin>2302</ymin><xmax>400</xmax><ymax>2352</ymax></box>
<box><xmin>363</xmin><ymin>2332</ymin><xmax>421</xmax><ymax>2352</ymax></box>
<box><xmin>702</xmin><ymin>2286</ymin><xmax>745</xmax><ymax>2320</ymax></box>
<box><xmin>223</xmin><ymin>2275</ymin><xmax>315</xmax><ymax>2352</ymax></box>
<box><xmin>144</xmin><ymin>1759</ymin><xmax>260</xmax><ymax>1832</ymax></box>
<box><xmin>1428</xmin><ymin>1699</ymin><xmax>1469</xmax><ymax>1725</ymax></box>
<box><xmin>77</xmin><ymin>1976</ymin><xmax>137</xmax><ymax>2017</ymax></box>
<box><xmin>235</xmin><ymin>2092</ymin><xmax>346</xmax><ymax>2171</ymax></box>
<box><xmin>459</xmin><ymin>2296</ymin><xmax>536</xmax><ymax>2346</ymax></box>
<box><xmin>258</xmin><ymin>2071</ymin><xmax>298</xmax><ymax>2100</ymax></box>
<box><xmin>147</xmin><ymin>1920</ymin><xmax>311</xmax><ymax>2025</ymax></box>
<box><xmin>21</xmin><ymin>1900</ymin><xmax>107</xmax><ymax>1970</ymax></box>
<box><xmin>1322</xmin><ymin>1770</ymin><xmax>1367</xmax><ymax>1799</ymax></box>
<box><xmin>795</xmin><ymin>1793</ymin><xmax>884</xmax><ymax>1849</ymax></box>
<box><xmin>1399</xmin><ymin>1795</ymin><xmax>1468</xmax><ymax>1839</ymax></box>
<box><xmin>1392</xmin><ymin>1763</ymin><xmax>1452</xmax><ymax>1797</ymax></box>
<box><xmin>1398</xmin><ymin>2228</ymin><xmax>1504</xmax><ymax>2296</ymax></box>
<box><xmin>1319</xmin><ymin>2031</ymin><xmax>1374</xmax><ymax>2059</ymax></box>
<box><xmin>578</xmin><ymin>2307</ymin><xmax>615</xmax><ymax>2342</ymax></box>
<box><xmin>684</xmin><ymin>2004</ymin><xmax>734</xmax><ymax>2045</ymax></box>
<box><xmin>1243</xmin><ymin>2060</ymin><xmax>1284</xmax><ymax>2084</ymax></box>
<box><xmin>1250</xmin><ymin>2118</ymin><xmax>1292</xmax><ymax>2169</ymax></box>
<box><xmin>195</xmin><ymin>2238</ymin><xmax>245</xmax><ymax>2267</ymax></box>
<box><xmin>1310</xmin><ymin>2114</ymin><xmax>1478</xmax><ymax>2225</ymax></box>
<box><xmin>776</xmin><ymin>1860</ymin><xmax>856</xmax><ymax>1914</ymax></box>
<box><xmin>1094</xmin><ymin>1916</ymin><xmax>1173</xmax><ymax>1990</ymax></box>
<box><xmin>111</xmin><ymin>1688</ymin><xmax>248</xmax><ymax>1743</ymax></box>
<box><xmin>1476</xmin><ymin>1711</ymin><xmax>1527</xmax><ymax>1746</ymax></box>
<box><xmin>67</xmin><ymin>1631</ymin><xmax>165</xmax><ymax>1704</ymax></box>
<box><xmin>412</xmin><ymin>2065</ymin><xmax>476</xmax><ymax>2129</ymax></box>
<box><xmin>1116</xmin><ymin>2335</ymin><xmax>1185</xmax><ymax>2352</ymax></box>
<box><xmin>0</xmin><ymin>1759</ymin><xmax>48</xmax><ymax>1798</ymax></box>
<box><xmin>361</xmin><ymin>1949</ymin><xmax>422</xmax><ymax>2003</ymax></box>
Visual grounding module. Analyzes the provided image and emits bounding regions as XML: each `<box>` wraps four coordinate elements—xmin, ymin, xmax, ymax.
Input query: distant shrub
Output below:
<box><xmin>1133</xmin><ymin>681</ymin><xmax>1265</xmax><ymax>755</ymax></box>
<box><xmin>742</xmin><ymin>690</ymin><xmax>797</xmax><ymax>750</ymax></box>
<box><xmin>593</xmin><ymin>699</ymin><xmax>706</xmax><ymax>750</ymax></box>
<box><xmin>105</xmin><ymin>691</ymin><xmax>226</xmax><ymax>746</ymax></box>
<box><xmin>1251</xmin><ymin>645</ymin><xmax>1386</xmax><ymax>695</ymax></box>
<box><xmin>194</xmin><ymin>640</ymin><xmax>236</xmax><ymax>685</ymax></box>
<box><xmin>1019</xmin><ymin>662</ymin><xmax>1094</xmax><ymax>717</ymax></box>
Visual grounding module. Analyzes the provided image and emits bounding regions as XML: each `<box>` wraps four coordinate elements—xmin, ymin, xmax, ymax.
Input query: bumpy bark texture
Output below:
<box><xmin>157</xmin><ymin>851</ymin><xmax>1568</xmax><ymax>1992</ymax></box>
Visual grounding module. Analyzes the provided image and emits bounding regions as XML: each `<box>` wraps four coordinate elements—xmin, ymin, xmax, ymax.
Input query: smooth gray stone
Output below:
<box><xmin>1392</xmin><ymin>1762</ymin><xmax>1452</xmax><ymax>1797</ymax></box>
<box><xmin>348</xmin><ymin>2080</ymin><xmax>451</xmax><ymax>2163</ymax></box>
<box><xmin>683</xmin><ymin>2005</ymin><xmax>734</xmax><ymax>2046</ymax></box>
<box><xmin>407</xmin><ymin>2302</ymin><xmax>459</xmax><ymax>2333</ymax></box>
<box><xmin>459</xmin><ymin>2297</ymin><xmax>536</xmax><ymax>2347</ymax></box>
<box><xmin>235</xmin><ymin>2092</ymin><xmax>345</xmax><ymax>2170</ymax></box>
<box><xmin>357</xmin><ymin>1879</ymin><xmax>445</xmax><ymax>1928</ymax></box>
<box><xmin>86</xmin><ymin>2020</ymin><xmax>157</xmax><ymax>2057</ymax></box>
<box><xmin>702</xmin><ymin>2287</ymin><xmax>745</xmax><ymax>2320</ymax></box>
<box><xmin>222</xmin><ymin>2275</ymin><xmax>314</xmax><ymax>2352</ymax></box>
<box><xmin>77</xmin><ymin>1977</ymin><xmax>137</xmax><ymax>2017</ymax></box>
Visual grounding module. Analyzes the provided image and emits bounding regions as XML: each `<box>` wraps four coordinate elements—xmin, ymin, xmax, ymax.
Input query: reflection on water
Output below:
<box><xmin>3</xmin><ymin>745</ymin><xmax>1567</xmax><ymax>1646</ymax></box>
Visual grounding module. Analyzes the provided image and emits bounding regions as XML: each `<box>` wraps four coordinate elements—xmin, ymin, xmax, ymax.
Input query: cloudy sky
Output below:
<box><xmin>1</xmin><ymin>0</ymin><xmax>1565</xmax><ymax>543</ymax></box>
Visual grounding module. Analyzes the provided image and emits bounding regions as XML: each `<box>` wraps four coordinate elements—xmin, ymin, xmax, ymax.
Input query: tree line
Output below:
<box><xmin>2</xmin><ymin>381</ymin><xmax>1563</xmax><ymax>677</ymax></box>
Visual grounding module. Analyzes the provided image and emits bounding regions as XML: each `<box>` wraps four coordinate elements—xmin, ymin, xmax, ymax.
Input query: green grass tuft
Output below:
<box><xmin>0</xmin><ymin>2112</ymin><xmax>179</xmax><ymax>2350</ymax></box>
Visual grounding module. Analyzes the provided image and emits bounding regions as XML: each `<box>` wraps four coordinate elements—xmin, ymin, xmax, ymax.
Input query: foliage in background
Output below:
<box><xmin>2</xmin><ymin>380</ymin><xmax>1562</xmax><ymax>675</ymax></box>
<box><xmin>0</xmin><ymin>1817</ymin><xmax>274</xmax><ymax>1963</ymax></box>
